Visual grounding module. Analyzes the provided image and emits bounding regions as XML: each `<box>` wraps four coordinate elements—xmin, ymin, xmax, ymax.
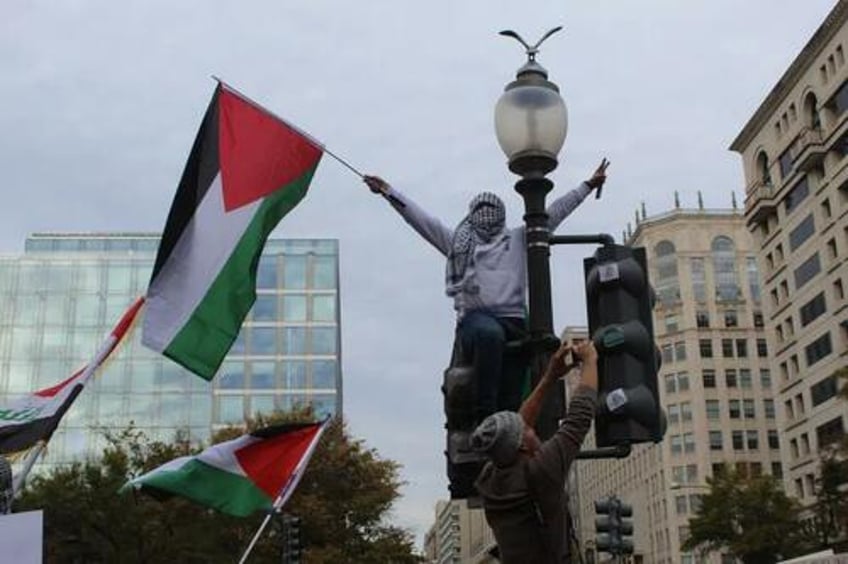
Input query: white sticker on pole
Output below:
<box><xmin>606</xmin><ymin>388</ymin><xmax>628</xmax><ymax>412</ymax></box>
<box><xmin>598</xmin><ymin>262</ymin><xmax>620</xmax><ymax>283</ymax></box>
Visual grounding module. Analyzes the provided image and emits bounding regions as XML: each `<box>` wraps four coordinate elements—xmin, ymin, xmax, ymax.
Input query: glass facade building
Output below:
<box><xmin>0</xmin><ymin>233</ymin><xmax>341</xmax><ymax>469</ymax></box>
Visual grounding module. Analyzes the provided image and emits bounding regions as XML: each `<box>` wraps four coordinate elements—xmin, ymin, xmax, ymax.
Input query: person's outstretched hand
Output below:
<box><xmin>363</xmin><ymin>175</ymin><xmax>390</xmax><ymax>195</ymax></box>
<box><xmin>586</xmin><ymin>158</ymin><xmax>610</xmax><ymax>191</ymax></box>
<box><xmin>544</xmin><ymin>341</ymin><xmax>577</xmax><ymax>381</ymax></box>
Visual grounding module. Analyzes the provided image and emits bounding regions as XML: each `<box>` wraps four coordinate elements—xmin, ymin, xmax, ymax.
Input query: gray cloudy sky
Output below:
<box><xmin>1</xmin><ymin>0</ymin><xmax>837</xmax><ymax>546</ymax></box>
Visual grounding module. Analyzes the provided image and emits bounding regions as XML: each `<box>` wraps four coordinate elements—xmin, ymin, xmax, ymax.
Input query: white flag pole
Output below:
<box><xmin>237</xmin><ymin>419</ymin><xmax>329</xmax><ymax>564</ymax></box>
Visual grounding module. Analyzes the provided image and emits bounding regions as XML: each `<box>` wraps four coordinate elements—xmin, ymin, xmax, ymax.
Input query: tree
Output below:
<box><xmin>15</xmin><ymin>413</ymin><xmax>423</xmax><ymax>563</ymax></box>
<box><xmin>683</xmin><ymin>469</ymin><xmax>802</xmax><ymax>564</ymax></box>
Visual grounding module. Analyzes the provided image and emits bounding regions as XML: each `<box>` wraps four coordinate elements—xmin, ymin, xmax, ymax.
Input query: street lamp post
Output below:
<box><xmin>494</xmin><ymin>26</ymin><xmax>568</xmax><ymax>439</ymax></box>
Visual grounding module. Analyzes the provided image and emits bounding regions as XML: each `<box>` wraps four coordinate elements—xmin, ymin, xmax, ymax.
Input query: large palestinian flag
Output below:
<box><xmin>142</xmin><ymin>82</ymin><xmax>323</xmax><ymax>380</ymax></box>
<box><xmin>0</xmin><ymin>297</ymin><xmax>144</xmax><ymax>454</ymax></box>
<box><xmin>122</xmin><ymin>421</ymin><xmax>327</xmax><ymax>517</ymax></box>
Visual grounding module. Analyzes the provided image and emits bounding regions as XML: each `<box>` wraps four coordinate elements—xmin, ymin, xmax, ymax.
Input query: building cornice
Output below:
<box><xmin>730</xmin><ymin>0</ymin><xmax>848</xmax><ymax>153</ymax></box>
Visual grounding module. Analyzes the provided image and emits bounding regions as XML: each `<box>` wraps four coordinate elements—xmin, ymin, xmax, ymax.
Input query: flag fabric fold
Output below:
<box><xmin>121</xmin><ymin>420</ymin><xmax>327</xmax><ymax>517</ymax></box>
<box><xmin>0</xmin><ymin>297</ymin><xmax>145</xmax><ymax>455</ymax></box>
<box><xmin>142</xmin><ymin>82</ymin><xmax>324</xmax><ymax>380</ymax></box>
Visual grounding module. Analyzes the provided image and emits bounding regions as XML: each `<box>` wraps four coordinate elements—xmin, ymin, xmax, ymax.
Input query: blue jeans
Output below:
<box><xmin>457</xmin><ymin>311</ymin><xmax>527</xmax><ymax>422</ymax></box>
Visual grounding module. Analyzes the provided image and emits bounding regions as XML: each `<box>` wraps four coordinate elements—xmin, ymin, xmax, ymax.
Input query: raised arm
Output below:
<box><xmin>546</xmin><ymin>158</ymin><xmax>609</xmax><ymax>231</ymax></box>
<box><xmin>363</xmin><ymin>175</ymin><xmax>453</xmax><ymax>256</ymax></box>
<box><xmin>533</xmin><ymin>341</ymin><xmax>599</xmax><ymax>478</ymax></box>
<box><xmin>519</xmin><ymin>340</ymin><xmax>575</xmax><ymax>427</ymax></box>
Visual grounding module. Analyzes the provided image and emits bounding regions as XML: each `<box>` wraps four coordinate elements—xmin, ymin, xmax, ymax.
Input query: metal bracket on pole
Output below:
<box><xmin>549</xmin><ymin>233</ymin><xmax>615</xmax><ymax>247</ymax></box>
<box><xmin>575</xmin><ymin>443</ymin><xmax>632</xmax><ymax>460</ymax></box>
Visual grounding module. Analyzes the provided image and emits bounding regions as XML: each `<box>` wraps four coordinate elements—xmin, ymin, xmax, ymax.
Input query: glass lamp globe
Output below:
<box><xmin>494</xmin><ymin>61</ymin><xmax>568</xmax><ymax>177</ymax></box>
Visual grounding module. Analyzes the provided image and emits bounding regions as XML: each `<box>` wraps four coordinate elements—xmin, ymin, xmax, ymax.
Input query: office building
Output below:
<box><xmin>0</xmin><ymin>233</ymin><xmax>341</xmax><ymax>469</ymax></box>
<box><xmin>423</xmin><ymin>500</ymin><xmax>494</xmax><ymax>564</ymax></box>
<box><xmin>730</xmin><ymin>0</ymin><xmax>848</xmax><ymax>507</ymax></box>
<box><xmin>575</xmin><ymin>204</ymin><xmax>781</xmax><ymax>563</ymax></box>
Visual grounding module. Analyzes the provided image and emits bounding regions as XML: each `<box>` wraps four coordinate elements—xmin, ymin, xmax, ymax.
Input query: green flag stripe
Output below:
<box><xmin>163</xmin><ymin>163</ymin><xmax>319</xmax><ymax>379</ymax></box>
<box><xmin>133</xmin><ymin>458</ymin><xmax>271</xmax><ymax>517</ymax></box>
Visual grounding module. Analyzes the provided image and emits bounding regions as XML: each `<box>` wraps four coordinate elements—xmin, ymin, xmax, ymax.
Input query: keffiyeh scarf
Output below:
<box><xmin>446</xmin><ymin>192</ymin><xmax>506</xmax><ymax>293</ymax></box>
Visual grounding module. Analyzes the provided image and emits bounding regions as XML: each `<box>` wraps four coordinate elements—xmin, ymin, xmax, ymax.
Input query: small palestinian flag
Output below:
<box><xmin>121</xmin><ymin>421</ymin><xmax>327</xmax><ymax>517</ymax></box>
<box><xmin>0</xmin><ymin>297</ymin><xmax>144</xmax><ymax>454</ymax></box>
<box><xmin>142</xmin><ymin>82</ymin><xmax>323</xmax><ymax>380</ymax></box>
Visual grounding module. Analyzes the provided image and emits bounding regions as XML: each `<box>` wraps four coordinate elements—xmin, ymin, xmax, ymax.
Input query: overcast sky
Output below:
<box><xmin>1</xmin><ymin>0</ymin><xmax>839</xmax><ymax>547</ymax></box>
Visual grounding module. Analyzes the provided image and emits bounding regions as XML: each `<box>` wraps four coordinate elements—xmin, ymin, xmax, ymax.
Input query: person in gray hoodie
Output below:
<box><xmin>470</xmin><ymin>338</ymin><xmax>598</xmax><ymax>564</ymax></box>
<box><xmin>363</xmin><ymin>160</ymin><xmax>607</xmax><ymax>421</ymax></box>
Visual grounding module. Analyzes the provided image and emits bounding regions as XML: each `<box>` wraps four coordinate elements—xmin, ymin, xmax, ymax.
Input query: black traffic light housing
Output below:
<box><xmin>584</xmin><ymin>244</ymin><xmax>664</xmax><ymax>447</ymax></box>
<box><xmin>442</xmin><ymin>355</ymin><xmax>485</xmax><ymax>501</ymax></box>
<box><xmin>594</xmin><ymin>496</ymin><xmax>634</xmax><ymax>555</ymax></box>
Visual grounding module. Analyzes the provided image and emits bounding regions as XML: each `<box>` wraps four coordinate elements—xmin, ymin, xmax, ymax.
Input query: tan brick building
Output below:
<box><xmin>575</xmin><ymin>204</ymin><xmax>780</xmax><ymax>564</ymax></box>
<box><xmin>729</xmin><ymin>0</ymin><xmax>848</xmax><ymax>509</ymax></box>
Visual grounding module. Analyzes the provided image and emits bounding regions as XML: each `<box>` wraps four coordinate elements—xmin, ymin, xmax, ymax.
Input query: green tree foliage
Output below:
<box><xmin>683</xmin><ymin>470</ymin><xmax>801</xmax><ymax>564</ymax></box>
<box><xmin>15</xmin><ymin>413</ymin><xmax>422</xmax><ymax>563</ymax></box>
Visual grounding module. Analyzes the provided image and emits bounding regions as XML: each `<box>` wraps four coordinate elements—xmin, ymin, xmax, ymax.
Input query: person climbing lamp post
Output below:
<box><xmin>494</xmin><ymin>26</ymin><xmax>570</xmax><ymax>440</ymax></box>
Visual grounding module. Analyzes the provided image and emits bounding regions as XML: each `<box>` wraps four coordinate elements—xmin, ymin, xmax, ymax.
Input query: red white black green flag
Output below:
<box><xmin>142</xmin><ymin>82</ymin><xmax>324</xmax><ymax>380</ymax></box>
<box><xmin>0</xmin><ymin>297</ymin><xmax>144</xmax><ymax>455</ymax></box>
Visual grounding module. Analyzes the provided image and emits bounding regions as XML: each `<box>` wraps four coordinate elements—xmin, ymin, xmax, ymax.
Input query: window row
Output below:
<box><xmin>701</xmin><ymin>368</ymin><xmax>772</xmax><ymax>390</ymax></box>
<box><xmin>705</xmin><ymin>398</ymin><xmax>775</xmax><ymax>420</ymax></box>
<box><xmin>693</xmin><ymin>309</ymin><xmax>764</xmax><ymax>329</ymax></box>
<box><xmin>708</xmin><ymin>429</ymin><xmax>779</xmax><ymax>452</ymax></box>
<box><xmin>698</xmin><ymin>338</ymin><xmax>768</xmax><ymax>359</ymax></box>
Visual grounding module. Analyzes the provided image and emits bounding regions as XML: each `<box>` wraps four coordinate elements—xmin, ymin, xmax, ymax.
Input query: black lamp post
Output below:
<box><xmin>494</xmin><ymin>27</ymin><xmax>568</xmax><ymax>440</ymax></box>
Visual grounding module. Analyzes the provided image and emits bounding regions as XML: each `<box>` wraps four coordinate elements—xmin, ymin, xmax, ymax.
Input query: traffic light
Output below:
<box><xmin>442</xmin><ymin>362</ymin><xmax>485</xmax><ymax>500</ymax></box>
<box><xmin>594</xmin><ymin>496</ymin><xmax>634</xmax><ymax>556</ymax></box>
<box><xmin>285</xmin><ymin>515</ymin><xmax>303</xmax><ymax>563</ymax></box>
<box><xmin>584</xmin><ymin>244</ymin><xmax>663</xmax><ymax>446</ymax></box>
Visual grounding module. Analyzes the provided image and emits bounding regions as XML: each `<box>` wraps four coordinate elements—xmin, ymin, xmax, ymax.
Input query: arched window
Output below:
<box><xmin>804</xmin><ymin>92</ymin><xmax>821</xmax><ymax>130</ymax></box>
<box><xmin>712</xmin><ymin>236</ymin><xmax>740</xmax><ymax>301</ymax></box>
<box><xmin>756</xmin><ymin>152</ymin><xmax>772</xmax><ymax>186</ymax></box>
<box><xmin>654</xmin><ymin>240</ymin><xmax>680</xmax><ymax>306</ymax></box>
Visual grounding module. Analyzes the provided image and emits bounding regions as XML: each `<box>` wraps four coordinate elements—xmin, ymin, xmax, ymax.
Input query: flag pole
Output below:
<box><xmin>209</xmin><ymin>77</ymin><xmax>405</xmax><ymax>207</ymax></box>
<box><xmin>11</xmin><ymin>441</ymin><xmax>46</xmax><ymax>498</ymax></box>
<box><xmin>237</xmin><ymin>419</ymin><xmax>330</xmax><ymax>564</ymax></box>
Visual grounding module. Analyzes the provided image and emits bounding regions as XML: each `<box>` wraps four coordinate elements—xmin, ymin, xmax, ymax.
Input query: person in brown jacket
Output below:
<box><xmin>471</xmin><ymin>339</ymin><xmax>598</xmax><ymax>564</ymax></box>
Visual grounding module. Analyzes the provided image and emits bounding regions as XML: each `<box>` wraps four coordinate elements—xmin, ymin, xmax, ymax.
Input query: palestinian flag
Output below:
<box><xmin>0</xmin><ymin>297</ymin><xmax>144</xmax><ymax>455</ymax></box>
<box><xmin>122</xmin><ymin>421</ymin><xmax>327</xmax><ymax>517</ymax></box>
<box><xmin>142</xmin><ymin>82</ymin><xmax>323</xmax><ymax>380</ymax></box>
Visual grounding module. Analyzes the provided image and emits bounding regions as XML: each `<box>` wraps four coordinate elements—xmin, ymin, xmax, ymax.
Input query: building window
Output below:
<box><xmin>732</xmin><ymin>430</ymin><xmax>745</xmax><ymax>451</ymax></box>
<box><xmin>743</xmin><ymin>399</ymin><xmax>756</xmax><ymax>419</ymax></box>
<box><xmin>665</xmin><ymin>374</ymin><xmax>677</xmax><ymax>394</ymax></box>
<box><xmin>772</xmin><ymin>462</ymin><xmax>783</xmax><ymax>479</ymax></box>
<box><xmin>665</xmin><ymin>313</ymin><xmax>680</xmax><ymax>333</ymax></box>
<box><xmin>681</xmin><ymin>402</ymin><xmax>693</xmax><ymax>422</ymax></box>
<box><xmin>789</xmin><ymin>214</ymin><xmax>816</xmax><ymax>252</ymax></box>
<box><xmin>699</xmin><ymin>339</ymin><xmax>713</xmax><ymax>358</ymax></box>
<box><xmin>726</xmin><ymin>370</ymin><xmax>738</xmax><ymax>388</ymax></box>
<box><xmin>805</xmin><ymin>332</ymin><xmax>833</xmax><ymax>367</ymax></box>
<box><xmin>760</xmin><ymin>369</ymin><xmax>772</xmax><ymax>389</ymax></box>
<box><xmin>684</xmin><ymin>432</ymin><xmax>696</xmax><ymax>453</ymax></box>
<box><xmin>676</xmin><ymin>495</ymin><xmax>688</xmax><ymax>515</ymax></box>
<box><xmin>784</xmin><ymin>177</ymin><xmax>810</xmax><ymax>216</ymax></box>
<box><xmin>800</xmin><ymin>292</ymin><xmax>827</xmax><ymax>327</ymax></box>
<box><xmin>674</xmin><ymin>341</ymin><xmax>687</xmax><ymax>362</ymax></box>
<box><xmin>740</xmin><ymin>369</ymin><xmax>752</xmax><ymax>389</ymax></box>
<box><xmin>729</xmin><ymin>399</ymin><xmax>741</xmax><ymax>419</ymax></box>
<box><xmin>709</xmin><ymin>431</ymin><xmax>723</xmax><ymax>451</ymax></box>
<box><xmin>671</xmin><ymin>434</ymin><xmax>683</xmax><ymax>455</ymax></box>
<box><xmin>725</xmin><ymin>310</ymin><xmax>739</xmax><ymax>327</ymax></box>
<box><xmin>747</xmin><ymin>257</ymin><xmax>761</xmax><ymax>303</ymax></box>
<box><xmin>768</xmin><ymin>430</ymin><xmax>780</xmax><ymax>450</ymax></box>
<box><xmin>691</xmin><ymin>257</ymin><xmax>708</xmax><ymax>303</ymax></box>
<box><xmin>655</xmin><ymin>241</ymin><xmax>680</xmax><ymax>306</ymax></box>
<box><xmin>753</xmin><ymin>310</ymin><xmax>764</xmax><ymax>327</ymax></box>
<box><xmin>677</xmin><ymin>372</ymin><xmax>690</xmax><ymax>391</ymax></box>
<box><xmin>757</xmin><ymin>151</ymin><xmax>772</xmax><ymax>185</ymax></box>
<box><xmin>764</xmin><ymin>399</ymin><xmax>775</xmax><ymax>419</ymax></box>
<box><xmin>662</xmin><ymin>344</ymin><xmax>674</xmax><ymax>365</ymax></box>
<box><xmin>757</xmin><ymin>338</ymin><xmax>768</xmax><ymax>358</ymax></box>
<box><xmin>668</xmin><ymin>404</ymin><xmax>680</xmax><ymax>425</ymax></box>
<box><xmin>747</xmin><ymin>430</ymin><xmax>759</xmax><ymax>450</ymax></box>
<box><xmin>696</xmin><ymin>310</ymin><xmax>710</xmax><ymax>328</ymax></box>
<box><xmin>794</xmin><ymin>253</ymin><xmax>822</xmax><ymax>289</ymax></box>
<box><xmin>722</xmin><ymin>339</ymin><xmax>734</xmax><ymax>358</ymax></box>
<box><xmin>713</xmin><ymin>236</ymin><xmax>740</xmax><ymax>301</ymax></box>
<box><xmin>736</xmin><ymin>339</ymin><xmax>748</xmax><ymax>358</ymax></box>
<box><xmin>811</xmin><ymin>374</ymin><xmax>839</xmax><ymax>407</ymax></box>
<box><xmin>706</xmin><ymin>400</ymin><xmax>720</xmax><ymax>420</ymax></box>
<box><xmin>703</xmin><ymin>370</ymin><xmax>716</xmax><ymax>388</ymax></box>
<box><xmin>816</xmin><ymin>417</ymin><xmax>845</xmax><ymax>448</ymax></box>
